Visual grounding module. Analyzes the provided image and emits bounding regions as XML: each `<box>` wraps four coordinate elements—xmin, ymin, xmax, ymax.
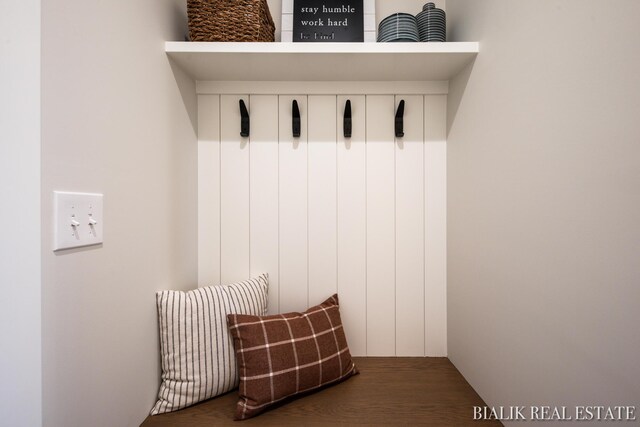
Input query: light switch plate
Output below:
<box><xmin>54</xmin><ymin>191</ymin><xmax>104</xmax><ymax>251</ymax></box>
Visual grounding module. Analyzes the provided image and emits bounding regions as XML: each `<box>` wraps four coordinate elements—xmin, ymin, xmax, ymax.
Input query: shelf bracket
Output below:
<box><xmin>239</xmin><ymin>100</ymin><xmax>250</xmax><ymax>137</ymax></box>
<box><xmin>344</xmin><ymin>100</ymin><xmax>352</xmax><ymax>138</ymax></box>
<box><xmin>292</xmin><ymin>100</ymin><xmax>301</xmax><ymax>138</ymax></box>
<box><xmin>395</xmin><ymin>100</ymin><xmax>405</xmax><ymax>138</ymax></box>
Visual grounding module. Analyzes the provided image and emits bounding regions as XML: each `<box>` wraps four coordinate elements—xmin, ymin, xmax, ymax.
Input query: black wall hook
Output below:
<box><xmin>239</xmin><ymin>100</ymin><xmax>250</xmax><ymax>137</ymax></box>
<box><xmin>344</xmin><ymin>100</ymin><xmax>352</xmax><ymax>138</ymax></box>
<box><xmin>292</xmin><ymin>100</ymin><xmax>301</xmax><ymax>138</ymax></box>
<box><xmin>395</xmin><ymin>100</ymin><xmax>405</xmax><ymax>138</ymax></box>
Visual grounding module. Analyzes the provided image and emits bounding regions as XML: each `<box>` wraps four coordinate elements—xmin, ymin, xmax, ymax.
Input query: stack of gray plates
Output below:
<box><xmin>416</xmin><ymin>2</ymin><xmax>446</xmax><ymax>42</ymax></box>
<box><xmin>377</xmin><ymin>13</ymin><xmax>419</xmax><ymax>42</ymax></box>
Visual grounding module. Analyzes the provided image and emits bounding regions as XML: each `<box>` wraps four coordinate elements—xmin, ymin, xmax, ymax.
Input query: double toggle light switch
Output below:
<box><xmin>54</xmin><ymin>192</ymin><xmax>104</xmax><ymax>251</ymax></box>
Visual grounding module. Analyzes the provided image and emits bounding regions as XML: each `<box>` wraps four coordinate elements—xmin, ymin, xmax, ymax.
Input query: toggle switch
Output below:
<box><xmin>54</xmin><ymin>191</ymin><xmax>104</xmax><ymax>251</ymax></box>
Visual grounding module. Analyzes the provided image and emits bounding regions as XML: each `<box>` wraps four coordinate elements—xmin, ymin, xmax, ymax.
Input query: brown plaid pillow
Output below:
<box><xmin>227</xmin><ymin>294</ymin><xmax>358</xmax><ymax>420</ymax></box>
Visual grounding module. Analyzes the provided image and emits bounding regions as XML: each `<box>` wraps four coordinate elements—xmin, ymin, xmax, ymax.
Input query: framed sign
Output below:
<box><xmin>282</xmin><ymin>0</ymin><xmax>375</xmax><ymax>42</ymax></box>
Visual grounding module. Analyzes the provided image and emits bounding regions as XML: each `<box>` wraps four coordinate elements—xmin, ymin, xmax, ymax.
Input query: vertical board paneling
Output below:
<box><xmin>198</xmin><ymin>95</ymin><xmax>220</xmax><ymax>286</ymax></box>
<box><xmin>220</xmin><ymin>95</ymin><xmax>250</xmax><ymax>284</ymax></box>
<box><xmin>395</xmin><ymin>96</ymin><xmax>425</xmax><ymax>356</ymax></box>
<box><xmin>198</xmin><ymin>91</ymin><xmax>448</xmax><ymax>357</ymax></box>
<box><xmin>425</xmin><ymin>94</ymin><xmax>448</xmax><ymax>356</ymax></box>
<box><xmin>279</xmin><ymin>95</ymin><xmax>309</xmax><ymax>312</ymax></box>
<box><xmin>337</xmin><ymin>95</ymin><xmax>367</xmax><ymax>356</ymax></box>
<box><xmin>366</xmin><ymin>95</ymin><xmax>396</xmax><ymax>356</ymax></box>
<box><xmin>308</xmin><ymin>96</ymin><xmax>338</xmax><ymax>305</ymax></box>
<box><xmin>250</xmin><ymin>95</ymin><xmax>280</xmax><ymax>314</ymax></box>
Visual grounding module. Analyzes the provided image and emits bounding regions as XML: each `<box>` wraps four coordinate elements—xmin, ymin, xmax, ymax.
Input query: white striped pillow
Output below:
<box><xmin>150</xmin><ymin>274</ymin><xmax>269</xmax><ymax>415</ymax></box>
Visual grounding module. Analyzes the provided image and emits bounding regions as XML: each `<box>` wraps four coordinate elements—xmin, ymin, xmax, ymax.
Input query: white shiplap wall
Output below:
<box><xmin>197</xmin><ymin>91</ymin><xmax>446</xmax><ymax>357</ymax></box>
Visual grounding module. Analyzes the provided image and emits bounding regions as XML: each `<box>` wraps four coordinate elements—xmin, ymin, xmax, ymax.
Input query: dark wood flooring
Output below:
<box><xmin>141</xmin><ymin>357</ymin><xmax>502</xmax><ymax>426</ymax></box>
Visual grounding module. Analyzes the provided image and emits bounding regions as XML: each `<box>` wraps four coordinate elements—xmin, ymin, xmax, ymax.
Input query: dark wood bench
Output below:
<box><xmin>141</xmin><ymin>358</ymin><xmax>502</xmax><ymax>426</ymax></box>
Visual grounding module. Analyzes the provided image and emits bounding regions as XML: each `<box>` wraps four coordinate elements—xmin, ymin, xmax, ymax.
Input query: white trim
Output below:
<box><xmin>166</xmin><ymin>41</ymin><xmax>479</xmax><ymax>54</ymax></box>
<box><xmin>363</xmin><ymin>0</ymin><xmax>375</xmax><ymax>15</ymax></box>
<box><xmin>196</xmin><ymin>81</ymin><xmax>449</xmax><ymax>95</ymax></box>
<box><xmin>165</xmin><ymin>42</ymin><xmax>479</xmax><ymax>82</ymax></box>
<box><xmin>282</xmin><ymin>0</ymin><xmax>294</xmax><ymax>14</ymax></box>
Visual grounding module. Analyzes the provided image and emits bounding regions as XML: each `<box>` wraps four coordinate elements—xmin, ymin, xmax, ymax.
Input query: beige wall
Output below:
<box><xmin>0</xmin><ymin>1</ymin><xmax>42</xmax><ymax>426</ymax></box>
<box><xmin>447</xmin><ymin>0</ymin><xmax>640</xmax><ymax>421</ymax></box>
<box><xmin>267</xmin><ymin>0</ymin><xmax>283</xmax><ymax>41</ymax></box>
<box><xmin>41</xmin><ymin>1</ymin><xmax>197</xmax><ymax>426</ymax></box>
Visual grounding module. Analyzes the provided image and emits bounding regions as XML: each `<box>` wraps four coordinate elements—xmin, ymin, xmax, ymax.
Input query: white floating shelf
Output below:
<box><xmin>165</xmin><ymin>42</ymin><xmax>479</xmax><ymax>82</ymax></box>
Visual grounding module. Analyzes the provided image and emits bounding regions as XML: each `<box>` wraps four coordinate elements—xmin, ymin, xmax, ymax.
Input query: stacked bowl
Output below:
<box><xmin>377</xmin><ymin>13</ymin><xmax>419</xmax><ymax>42</ymax></box>
<box><xmin>416</xmin><ymin>2</ymin><xmax>446</xmax><ymax>42</ymax></box>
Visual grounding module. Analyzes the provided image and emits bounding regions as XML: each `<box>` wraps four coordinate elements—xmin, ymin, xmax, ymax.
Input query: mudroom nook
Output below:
<box><xmin>4</xmin><ymin>1</ymin><xmax>640</xmax><ymax>426</ymax></box>
<box><xmin>142</xmin><ymin>37</ymin><xmax>478</xmax><ymax>424</ymax></box>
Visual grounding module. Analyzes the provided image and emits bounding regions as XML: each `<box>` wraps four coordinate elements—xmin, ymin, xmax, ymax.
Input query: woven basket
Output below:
<box><xmin>188</xmin><ymin>0</ymin><xmax>275</xmax><ymax>42</ymax></box>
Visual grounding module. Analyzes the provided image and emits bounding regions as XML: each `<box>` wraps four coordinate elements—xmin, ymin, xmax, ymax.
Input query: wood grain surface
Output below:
<box><xmin>141</xmin><ymin>357</ymin><xmax>502</xmax><ymax>426</ymax></box>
